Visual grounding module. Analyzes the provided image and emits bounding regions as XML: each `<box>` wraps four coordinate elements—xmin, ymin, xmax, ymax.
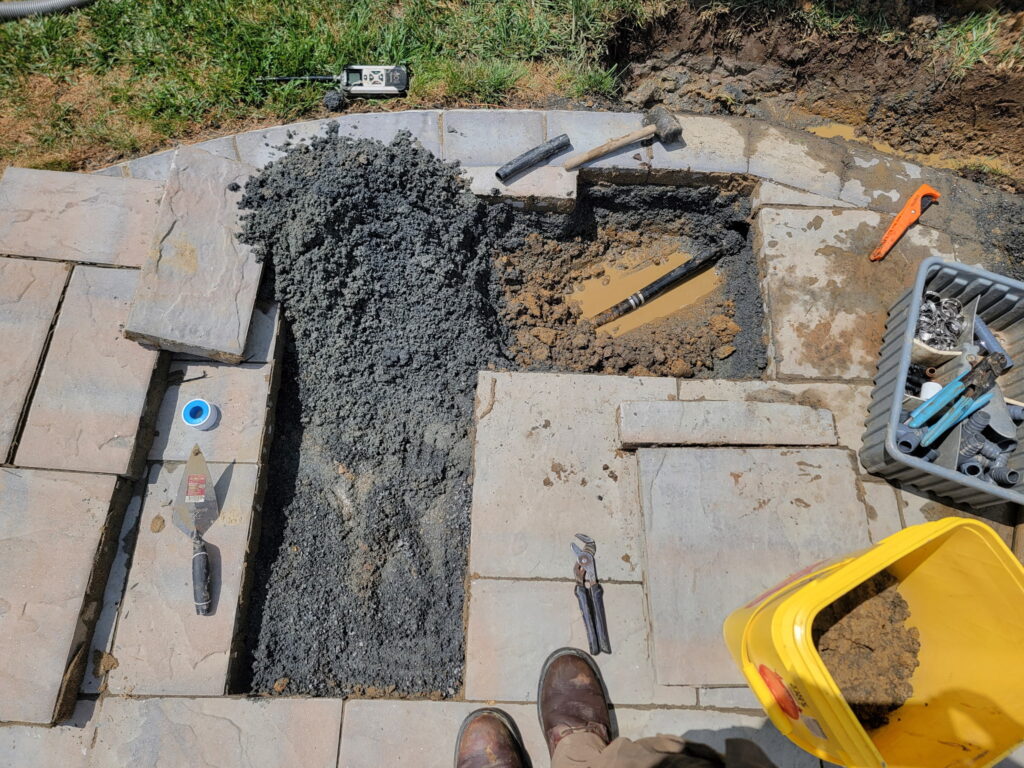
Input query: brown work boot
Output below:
<box><xmin>537</xmin><ymin>647</ymin><xmax>612</xmax><ymax>757</ymax></box>
<box><xmin>454</xmin><ymin>708</ymin><xmax>530</xmax><ymax>768</ymax></box>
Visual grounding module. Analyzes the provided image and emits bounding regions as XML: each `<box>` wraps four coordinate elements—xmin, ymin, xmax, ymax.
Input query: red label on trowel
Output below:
<box><xmin>185</xmin><ymin>473</ymin><xmax>207</xmax><ymax>504</ymax></box>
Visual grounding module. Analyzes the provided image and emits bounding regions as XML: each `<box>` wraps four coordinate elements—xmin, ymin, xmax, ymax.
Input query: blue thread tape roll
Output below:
<box><xmin>181</xmin><ymin>398</ymin><xmax>219</xmax><ymax>431</ymax></box>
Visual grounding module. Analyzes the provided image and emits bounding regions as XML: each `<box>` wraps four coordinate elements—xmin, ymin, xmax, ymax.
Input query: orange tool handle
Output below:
<box><xmin>869</xmin><ymin>184</ymin><xmax>941</xmax><ymax>262</ymax></box>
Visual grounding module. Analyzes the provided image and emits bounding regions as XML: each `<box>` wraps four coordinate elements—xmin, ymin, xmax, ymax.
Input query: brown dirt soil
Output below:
<box><xmin>497</xmin><ymin>227</ymin><xmax>743</xmax><ymax>378</ymax></box>
<box><xmin>622</xmin><ymin>8</ymin><xmax>1024</xmax><ymax>193</ymax></box>
<box><xmin>813</xmin><ymin>571</ymin><xmax>921</xmax><ymax>730</ymax></box>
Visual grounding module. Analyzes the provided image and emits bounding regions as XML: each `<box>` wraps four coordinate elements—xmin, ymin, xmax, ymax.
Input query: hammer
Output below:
<box><xmin>563</xmin><ymin>107</ymin><xmax>682</xmax><ymax>171</ymax></box>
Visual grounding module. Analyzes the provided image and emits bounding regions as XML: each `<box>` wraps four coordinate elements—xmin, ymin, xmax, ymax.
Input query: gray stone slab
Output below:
<box><xmin>614</xmin><ymin>708</ymin><xmax>820</xmax><ymax>768</ymax></box>
<box><xmin>92</xmin><ymin>163</ymin><xmax>127</xmax><ymax>177</ymax></box>
<box><xmin>0</xmin><ymin>699</ymin><xmax>96</xmax><ymax>766</ymax></box>
<box><xmin>544</xmin><ymin>110</ymin><xmax>650</xmax><ymax>174</ymax></box>
<box><xmin>107</xmin><ymin>461</ymin><xmax>259</xmax><ymax>695</ymax></box>
<box><xmin>460</xmin><ymin>165</ymin><xmax>576</xmax><ymax>212</ymax></box>
<box><xmin>748</xmin><ymin>123</ymin><xmax>846</xmax><ymax>199</ymax></box>
<box><xmin>465</xmin><ymin>578</ymin><xmax>696</xmax><ymax>707</ymax></box>
<box><xmin>469</xmin><ymin>371</ymin><xmax>676</xmax><ymax>582</ymax></box>
<box><xmin>176</xmin><ymin>300</ymin><xmax>281</xmax><ymax>365</ymax></box>
<box><xmin>191</xmin><ymin>134</ymin><xmax>239</xmax><ymax>162</ymax></box>
<box><xmin>339</xmin><ymin>700</ymin><xmax>545</xmax><ymax>768</ymax></box>
<box><xmin>235</xmin><ymin>111</ymin><xmax>442</xmax><ymax>167</ymax></box>
<box><xmin>90</xmin><ymin>697</ymin><xmax>343</xmax><ymax>768</ymax></box>
<box><xmin>148</xmin><ymin>360</ymin><xmax>272</xmax><ymax>463</ymax></box>
<box><xmin>861</xmin><ymin>480</ymin><xmax>903</xmax><ymax>545</ymax></box>
<box><xmin>752</xmin><ymin>181</ymin><xmax>852</xmax><ymax>212</ymax></box>
<box><xmin>442</xmin><ymin>109</ymin><xmax>544</xmax><ymax>166</ymax></box>
<box><xmin>838</xmin><ymin>147</ymin><xmax>943</xmax><ymax>213</ymax></box>
<box><xmin>16</xmin><ymin>267</ymin><xmax>161</xmax><ymax>476</ymax></box>
<box><xmin>756</xmin><ymin>206</ymin><xmax>956</xmax><ymax>379</ymax></box>
<box><xmin>126</xmin><ymin>149</ymin><xmax>175</xmax><ymax>182</ymax></box>
<box><xmin>0</xmin><ymin>168</ymin><xmax>162</xmax><ymax>266</ymax></box>
<box><xmin>698</xmin><ymin>686</ymin><xmax>762</xmax><ymax>711</ymax></box>
<box><xmin>0</xmin><ymin>257</ymin><xmax>68</xmax><ymax>461</ymax></box>
<box><xmin>0</xmin><ymin>468</ymin><xmax>118</xmax><ymax>724</ymax></box>
<box><xmin>640</xmin><ymin>447</ymin><xmax>875</xmax><ymax>686</ymax></box>
<box><xmin>125</xmin><ymin>147</ymin><xmax>261</xmax><ymax>362</ymax></box>
<box><xmin>649</xmin><ymin>114</ymin><xmax>748</xmax><ymax>175</ymax></box>
<box><xmin>617</xmin><ymin>400</ymin><xmax>837</xmax><ymax>448</ymax></box>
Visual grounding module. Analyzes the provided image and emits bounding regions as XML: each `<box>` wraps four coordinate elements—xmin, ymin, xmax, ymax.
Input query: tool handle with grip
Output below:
<box><xmin>575</xmin><ymin>584</ymin><xmax>600</xmax><ymax>655</ymax></box>
<box><xmin>590</xmin><ymin>583</ymin><xmax>612</xmax><ymax>654</ymax></box>
<box><xmin>192</xmin><ymin>535</ymin><xmax>212</xmax><ymax>616</ymax></box>
<box><xmin>564</xmin><ymin>125</ymin><xmax>656</xmax><ymax>171</ymax></box>
<box><xmin>496</xmin><ymin>134</ymin><xmax>571</xmax><ymax>181</ymax></box>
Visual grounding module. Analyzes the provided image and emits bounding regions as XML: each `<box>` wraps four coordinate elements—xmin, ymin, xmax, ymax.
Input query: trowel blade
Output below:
<box><xmin>172</xmin><ymin>444</ymin><xmax>218</xmax><ymax>535</ymax></box>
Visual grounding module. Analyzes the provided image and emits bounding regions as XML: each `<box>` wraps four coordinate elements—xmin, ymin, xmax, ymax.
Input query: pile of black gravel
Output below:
<box><xmin>237</xmin><ymin>129</ymin><xmax>525</xmax><ymax>696</ymax></box>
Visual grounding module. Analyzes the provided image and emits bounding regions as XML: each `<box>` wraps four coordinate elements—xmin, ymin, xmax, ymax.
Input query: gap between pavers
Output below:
<box><xmin>751</xmin><ymin>181</ymin><xmax>853</xmax><ymax>212</ymax></box>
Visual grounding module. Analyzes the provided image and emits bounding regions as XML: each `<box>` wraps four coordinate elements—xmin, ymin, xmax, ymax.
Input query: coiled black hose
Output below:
<box><xmin>0</xmin><ymin>0</ymin><xmax>94</xmax><ymax>21</ymax></box>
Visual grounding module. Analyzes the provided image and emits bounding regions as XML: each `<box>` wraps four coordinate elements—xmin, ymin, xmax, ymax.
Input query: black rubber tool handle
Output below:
<box><xmin>495</xmin><ymin>134</ymin><xmax>570</xmax><ymax>182</ymax></box>
<box><xmin>192</xmin><ymin>535</ymin><xmax>212</xmax><ymax>616</ymax></box>
<box><xmin>590</xmin><ymin>583</ymin><xmax>612</xmax><ymax>654</ymax></box>
<box><xmin>575</xmin><ymin>583</ymin><xmax>600</xmax><ymax>655</ymax></box>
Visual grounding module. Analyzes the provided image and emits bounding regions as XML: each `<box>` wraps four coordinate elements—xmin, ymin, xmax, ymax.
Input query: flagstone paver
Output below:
<box><xmin>0</xmin><ymin>700</ymin><xmax>96</xmax><ymax>767</ymax></box>
<box><xmin>0</xmin><ymin>168</ymin><xmax>162</xmax><ymax>267</ymax></box>
<box><xmin>544</xmin><ymin>111</ymin><xmax>651</xmax><ymax>177</ymax></box>
<box><xmin>649</xmin><ymin>114</ymin><xmax>749</xmax><ymax>177</ymax></box>
<box><xmin>442</xmin><ymin>109</ymin><xmax>545</xmax><ymax>166</ymax></box>
<box><xmin>0</xmin><ymin>257</ymin><xmax>68</xmax><ymax>461</ymax></box>
<box><xmin>748</xmin><ymin>123</ymin><xmax>845</xmax><ymax>199</ymax></box>
<box><xmin>752</xmin><ymin>181</ymin><xmax>852</xmax><ymax>212</ymax></box>
<box><xmin>469</xmin><ymin>371</ymin><xmax>676</xmax><ymax>582</ymax></box>
<box><xmin>639</xmin><ymin>447</ymin><xmax>875</xmax><ymax>686</ymax></box>
<box><xmin>0</xmin><ymin>468</ymin><xmax>119</xmax><ymax>724</ymax></box>
<box><xmin>15</xmin><ymin>266</ymin><xmax>161</xmax><ymax>477</ymax></box>
<box><xmin>107</xmin><ymin>461</ymin><xmax>259</xmax><ymax>696</ymax></box>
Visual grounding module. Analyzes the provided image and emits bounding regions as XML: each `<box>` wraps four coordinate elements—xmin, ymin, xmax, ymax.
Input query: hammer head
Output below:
<box><xmin>644</xmin><ymin>106</ymin><xmax>682</xmax><ymax>144</ymax></box>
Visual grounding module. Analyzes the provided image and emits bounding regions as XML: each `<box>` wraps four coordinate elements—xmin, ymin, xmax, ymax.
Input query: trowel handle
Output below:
<box><xmin>192</xmin><ymin>535</ymin><xmax>212</xmax><ymax>616</ymax></box>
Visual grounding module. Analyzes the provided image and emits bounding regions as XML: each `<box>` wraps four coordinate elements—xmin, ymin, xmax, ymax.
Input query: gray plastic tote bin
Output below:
<box><xmin>860</xmin><ymin>256</ymin><xmax>1024</xmax><ymax>508</ymax></box>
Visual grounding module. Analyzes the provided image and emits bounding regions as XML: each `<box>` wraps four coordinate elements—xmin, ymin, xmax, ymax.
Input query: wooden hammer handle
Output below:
<box><xmin>564</xmin><ymin>124</ymin><xmax>656</xmax><ymax>171</ymax></box>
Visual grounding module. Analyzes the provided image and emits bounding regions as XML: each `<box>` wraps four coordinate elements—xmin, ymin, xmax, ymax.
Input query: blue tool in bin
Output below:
<box><xmin>907</xmin><ymin>352</ymin><xmax>1010</xmax><ymax>448</ymax></box>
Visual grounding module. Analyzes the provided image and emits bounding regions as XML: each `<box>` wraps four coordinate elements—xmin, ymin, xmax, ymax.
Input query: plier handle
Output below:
<box><xmin>572</xmin><ymin>533</ymin><xmax>612</xmax><ymax>655</ymax></box>
<box><xmin>907</xmin><ymin>353</ymin><xmax>1008</xmax><ymax>447</ymax></box>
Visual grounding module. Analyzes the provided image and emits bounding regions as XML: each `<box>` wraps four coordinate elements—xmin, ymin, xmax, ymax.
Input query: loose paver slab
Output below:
<box><xmin>16</xmin><ymin>266</ymin><xmax>161</xmax><ymax>477</ymax></box>
<box><xmin>125</xmin><ymin>147</ymin><xmax>261</xmax><ymax>363</ymax></box>
<box><xmin>0</xmin><ymin>468</ymin><xmax>118</xmax><ymax>724</ymax></box>
<box><xmin>90</xmin><ymin>697</ymin><xmax>342</xmax><ymax>768</ymax></box>
<box><xmin>465</xmin><ymin>578</ymin><xmax>696</xmax><ymax>707</ymax></box>
<box><xmin>640</xmin><ymin>447</ymin><xmax>875</xmax><ymax>686</ymax></box>
<box><xmin>442</xmin><ymin>109</ymin><xmax>545</xmax><ymax>165</ymax></box>
<box><xmin>0</xmin><ymin>168</ymin><xmax>162</xmax><ymax>267</ymax></box>
<box><xmin>617</xmin><ymin>400</ymin><xmax>837</xmax><ymax>448</ymax></box>
<box><xmin>107</xmin><ymin>461</ymin><xmax>259</xmax><ymax>696</ymax></box>
<box><xmin>461</xmin><ymin>166</ymin><xmax>577</xmax><ymax>212</ymax></box>
<box><xmin>747</xmin><ymin>123</ymin><xmax>846</xmax><ymax>199</ymax></box>
<box><xmin>0</xmin><ymin>700</ymin><xmax>96</xmax><ymax>767</ymax></box>
<box><xmin>0</xmin><ymin>257</ymin><xmax>68</xmax><ymax>461</ymax></box>
<box><xmin>339</xmin><ymin>700</ymin><xmax>545</xmax><ymax>768</ymax></box>
<box><xmin>148</xmin><ymin>361</ymin><xmax>273</xmax><ymax>463</ymax></box>
<box><xmin>752</xmin><ymin>181</ymin><xmax>852</xmax><ymax>212</ymax></box>
<box><xmin>649</xmin><ymin>114</ymin><xmax>749</xmax><ymax>177</ymax></box>
<box><xmin>757</xmin><ymin>206</ymin><xmax>955</xmax><ymax>379</ymax></box>
<box><xmin>175</xmin><ymin>300</ymin><xmax>281</xmax><ymax>365</ymax></box>
<box><xmin>469</xmin><ymin>371</ymin><xmax>676</xmax><ymax>582</ymax></box>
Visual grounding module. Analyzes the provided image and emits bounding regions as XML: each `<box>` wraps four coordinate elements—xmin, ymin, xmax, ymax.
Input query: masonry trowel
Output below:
<box><xmin>173</xmin><ymin>444</ymin><xmax>218</xmax><ymax>616</ymax></box>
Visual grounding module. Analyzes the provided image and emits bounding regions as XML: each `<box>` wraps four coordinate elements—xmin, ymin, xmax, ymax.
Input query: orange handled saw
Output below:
<box><xmin>869</xmin><ymin>184</ymin><xmax>941</xmax><ymax>262</ymax></box>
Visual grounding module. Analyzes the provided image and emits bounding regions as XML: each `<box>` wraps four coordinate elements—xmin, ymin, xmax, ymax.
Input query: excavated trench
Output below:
<box><xmin>236</xmin><ymin>128</ymin><xmax>764</xmax><ymax>696</ymax></box>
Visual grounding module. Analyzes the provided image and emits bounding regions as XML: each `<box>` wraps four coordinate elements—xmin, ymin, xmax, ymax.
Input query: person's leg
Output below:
<box><xmin>454</xmin><ymin>707</ymin><xmax>529</xmax><ymax>768</ymax></box>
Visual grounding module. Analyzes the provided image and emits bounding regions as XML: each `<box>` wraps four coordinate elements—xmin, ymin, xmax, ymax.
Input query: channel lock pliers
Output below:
<box><xmin>572</xmin><ymin>533</ymin><xmax>612</xmax><ymax>655</ymax></box>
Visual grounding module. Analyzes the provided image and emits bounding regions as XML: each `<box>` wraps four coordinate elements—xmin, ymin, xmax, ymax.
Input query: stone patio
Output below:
<box><xmin>1</xmin><ymin>107</ymin><xmax>1023</xmax><ymax>767</ymax></box>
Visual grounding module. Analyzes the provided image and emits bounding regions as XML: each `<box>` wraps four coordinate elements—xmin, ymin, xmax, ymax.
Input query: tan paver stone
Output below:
<box><xmin>674</xmin><ymin>379</ymin><xmax>872</xmax><ymax>454</ymax></box>
<box><xmin>752</xmin><ymin>181</ymin><xmax>852</xmax><ymax>212</ymax></box>
<box><xmin>0</xmin><ymin>168</ymin><xmax>162</xmax><ymax>266</ymax></box>
<box><xmin>461</xmin><ymin>166</ymin><xmax>577</xmax><ymax>212</ymax></box>
<box><xmin>756</xmin><ymin>206</ymin><xmax>955</xmax><ymax>379</ymax></box>
<box><xmin>748</xmin><ymin>123</ymin><xmax>846</xmax><ymax>199</ymax></box>
<box><xmin>898</xmin><ymin>488</ymin><xmax>1017</xmax><ymax>546</ymax></box>
<box><xmin>125</xmin><ymin>147</ymin><xmax>261</xmax><ymax>362</ymax></box>
<box><xmin>697</xmin><ymin>686</ymin><xmax>762</xmax><ymax>711</ymax></box>
<box><xmin>0</xmin><ymin>700</ymin><xmax>96</xmax><ymax>766</ymax></box>
<box><xmin>0</xmin><ymin>468</ymin><xmax>118</xmax><ymax>724</ymax></box>
<box><xmin>107</xmin><ymin>461</ymin><xmax>259</xmax><ymax>695</ymax></box>
<box><xmin>16</xmin><ymin>267</ymin><xmax>161</xmax><ymax>477</ymax></box>
<box><xmin>338</xmin><ymin>700</ymin><xmax>545</xmax><ymax>768</ymax></box>
<box><xmin>176</xmin><ymin>300</ymin><xmax>281</xmax><ymax>365</ymax></box>
<box><xmin>469</xmin><ymin>371</ymin><xmax>676</xmax><ymax>582</ymax></box>
<box><xmin>0</xmin><ymin>257</ymin><xmax>68</xmax><ymax>460</ymax></box>
<box><xmin>860</xmin><ymin>479</ymin><xmax>903</xmax><ymax>544</ymax></box>
<box><xmin>617</xmin><ymin>400</ymin><xmax>837</xmax><ymax>448</ymax></box>
<box><xmin>148</xmin><ymin>360</ymin><xmax>273</xmax><ymax>463</ymax></box>
<box><xmin>649</xmin><ymin>114</ymin><xmax>748</xmax><ymax>176</ymax></box>
<box><xmin>640</xmin><ymin>447</ymin><xmax>874</xmax><ymax>685</ymax></box>
<box><xmin>90</xmin><ymin>697</ymin><xmax>342</xmax><ymax>768</ymax></box>
<box><xmin>613</xmin><ymin>708</ymin><xmax>820</xmax><ymax>768</ymax></box>
<box><xmin>465</xmin><ymin>578</ymin><xmax>695</xmax><ymax>707</ymax></box>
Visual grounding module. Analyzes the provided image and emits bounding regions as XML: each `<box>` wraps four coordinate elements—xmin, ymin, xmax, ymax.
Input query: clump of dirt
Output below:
<box><xmin>813</xmin><ymin>571</ymin><xmax>921</xmax><ymax>730</ymax></box>
<box><xmin>498</xmin><ymin>185</ymin><xmax>764</xmax><ymax>379</ymax></box>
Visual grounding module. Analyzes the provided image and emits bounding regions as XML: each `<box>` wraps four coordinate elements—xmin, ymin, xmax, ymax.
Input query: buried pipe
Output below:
<box><xmin>0</xmin><ymin>0</ymin><xmax>93</xmax><ymax>19</ymax></box>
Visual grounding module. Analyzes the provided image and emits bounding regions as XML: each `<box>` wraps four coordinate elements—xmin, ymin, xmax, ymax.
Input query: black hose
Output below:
<box><xmin>0</xmin><ymin>0</ymin><xmax>93</xmax><ymax>20</ymax></box>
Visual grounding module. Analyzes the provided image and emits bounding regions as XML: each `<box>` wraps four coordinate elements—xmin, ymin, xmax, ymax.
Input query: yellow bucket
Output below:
<box><xmin>724</xmin><ymin>519</ymin><xmax>1024</xmax><ymax>767</ymax></box>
